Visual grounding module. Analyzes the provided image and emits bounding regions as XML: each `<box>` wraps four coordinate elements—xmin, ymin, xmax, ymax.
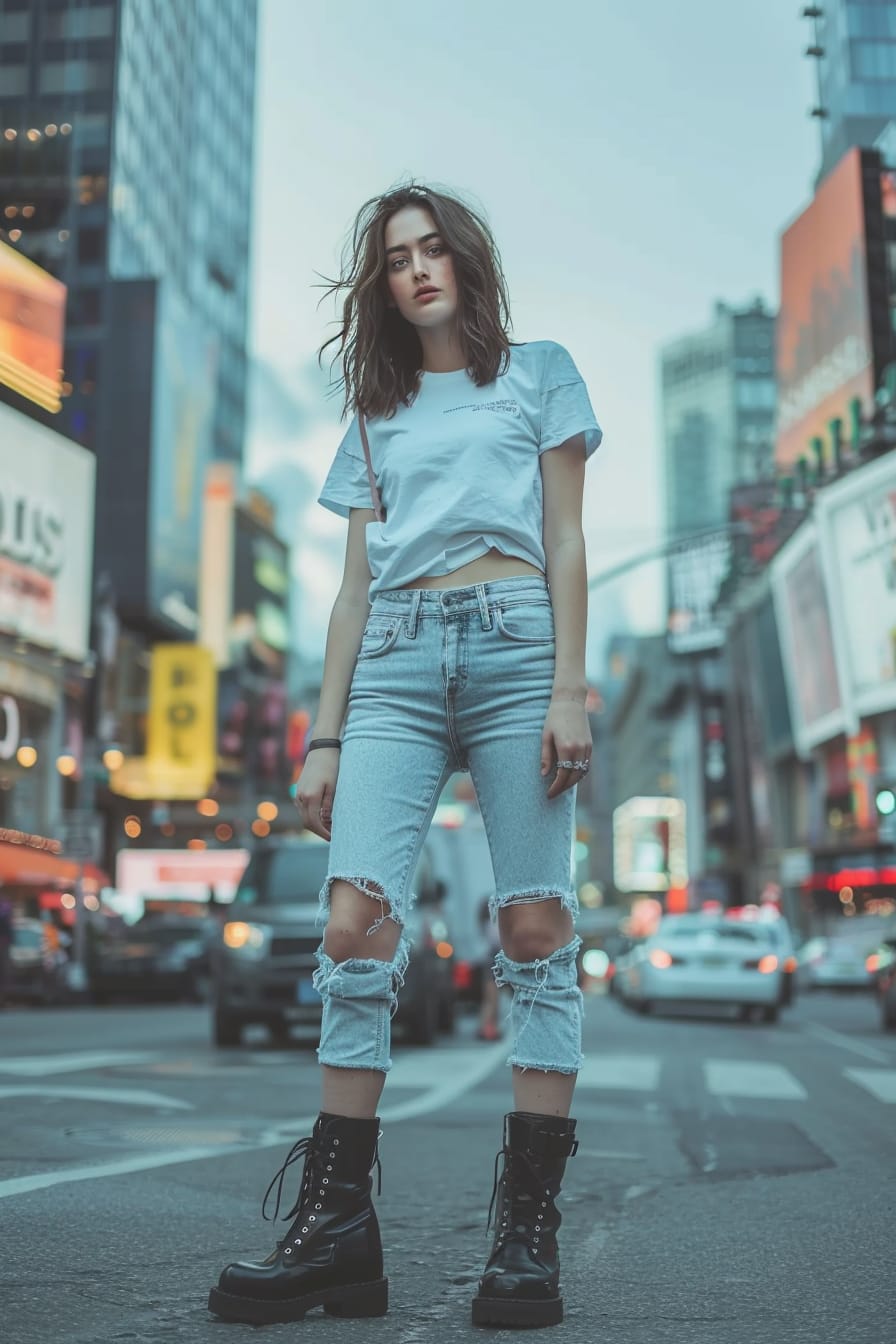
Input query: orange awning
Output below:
<box><xmin>0</xmin><ymin>842</ymin><xmax>106</xmax><ymax>887</ymax></box>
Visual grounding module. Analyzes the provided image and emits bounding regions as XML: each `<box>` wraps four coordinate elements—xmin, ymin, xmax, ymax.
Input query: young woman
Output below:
<box><xmin>209</xmin><ymin>183</ymin><xmax>602</xmax><ymax>1330</ymax></box>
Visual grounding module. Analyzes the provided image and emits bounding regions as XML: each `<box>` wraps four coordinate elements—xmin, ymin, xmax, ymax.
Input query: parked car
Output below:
<box><xmin>869</xmin><ymin>938</ymin><xmax>896</xmax><ymax>1030</ymax></box>
<box><xmin>795</xmin><ymin>935</ymin><xmax>877</xmax><ymax>991</ymax></box>
<box><xmin>7</xmin><ymin>918</ymin><xmax>64</xmax><ymax>1005</ymax></box>
<box><xmin>210</xmin><ymin>836</ymin><xmax>456</xmax><ymax>1047</ymax></box>
<box><xmin>90</xmin><ymin>916</ymin><xmax>211</xmax><ymax>1004</ymax></box>
<box><xmin>614</xmin><ymin>913</ymin><xmax>786</xmax><ymax>1023</ymax></box>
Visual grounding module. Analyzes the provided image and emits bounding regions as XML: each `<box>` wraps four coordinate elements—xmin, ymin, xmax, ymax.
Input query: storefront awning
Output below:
<box><xmin>0</xmin><ymin>841</ymin><xmax>106</xmax><ymax>887</ymax></box>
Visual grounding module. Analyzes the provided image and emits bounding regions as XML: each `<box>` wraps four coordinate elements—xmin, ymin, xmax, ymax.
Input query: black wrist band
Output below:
<box><xmin>306</xmin><ymin>738</ymin><xmax>342</xmax><ymax>752</ymax></box>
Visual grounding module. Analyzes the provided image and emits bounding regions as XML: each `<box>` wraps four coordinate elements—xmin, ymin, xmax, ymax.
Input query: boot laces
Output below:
<box><xmin>262</xmin><ymin>1133</ymin><xmax>327</xmax><ymax>1224</ymax></box>
<box><xmin>486</xmin><ymin>1145</ymin><xmax>554</xmax><ymax>1248</ymax></box>
<box><xmin>261</xmin><ymin>1128</ymin><xmax>384</xmax><ymax>1227</ymax></box>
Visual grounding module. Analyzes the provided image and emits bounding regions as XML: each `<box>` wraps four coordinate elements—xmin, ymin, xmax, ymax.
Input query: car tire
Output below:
<box><xmin>883</xmin><ymin>1003</ymin><xmax>896</xmax><ymax>1032</ymax></box>
<box><xmin>634</xmin><ymin>999</ymin><xmax>652</xmax><ymax>1016</ymax></box>
<box><xmin>761</xmin><ymin>1004</ymin><xmax>780</xmax><ymax>1024</ymax></box>
<box><xmin>213</xmin><ymin>1007</ymin><xmax>243</xmax><ymax>1047</ymax></box>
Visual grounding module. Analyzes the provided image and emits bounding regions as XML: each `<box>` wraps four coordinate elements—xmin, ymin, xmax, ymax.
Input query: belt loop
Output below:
<box><xmin>406</xmin><ymin>589</ymin><xmax>421</xmax><ymax>639</ymax></box>
<box><xmin>475</xmin><ymin>582</ymin><xmax>492</xmax><ymax>631</ymax></box>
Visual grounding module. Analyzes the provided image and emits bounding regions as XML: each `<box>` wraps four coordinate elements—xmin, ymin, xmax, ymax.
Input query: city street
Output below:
<box><xmin>1</xmin><ymin>988</ymin><xmax>894</xmax><ymax>1343</ymax></box>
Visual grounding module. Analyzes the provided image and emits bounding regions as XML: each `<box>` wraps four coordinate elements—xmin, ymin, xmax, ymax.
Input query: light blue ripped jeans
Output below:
<box><xmin>313</xmin><ymin>576</ymin><xmax>583</xmax><ymax>1075</ymax></box>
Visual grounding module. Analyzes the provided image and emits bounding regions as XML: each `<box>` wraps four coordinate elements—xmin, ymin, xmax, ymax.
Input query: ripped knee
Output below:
<box><xmin>497</xmin><ymin>892</ymin><xmax>577</xmax><ymax>963</ymax></box>
<box><xmin>320</xmin><ymin>873</ymin><xmax>400</xmax><ymax>962</ymax></box>
<box><xmin>493</xmin><ymin>935</ymin><xmax>582</xmax><ymax>993</ymax></box>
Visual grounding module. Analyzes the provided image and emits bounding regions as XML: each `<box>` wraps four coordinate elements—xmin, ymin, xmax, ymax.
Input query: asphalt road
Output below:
<box><xmin>1</xmin><ymin>986</ymin><xmax>894</xmax><ymax>1344</ymax></box>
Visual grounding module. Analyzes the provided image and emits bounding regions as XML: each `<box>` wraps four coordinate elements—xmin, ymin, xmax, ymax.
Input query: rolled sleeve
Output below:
<box><xmin>538</xmin><ymin>344</ymin><xmax>603</xmax><ymax>459</ymax></box>
<box><xmin>318</xmin><ymin>416</ymin><xmax>375</xmax><ymax>518</ymax></box>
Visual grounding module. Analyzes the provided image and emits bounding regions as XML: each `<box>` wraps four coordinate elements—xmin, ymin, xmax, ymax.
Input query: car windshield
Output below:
<box><xmin>13</xmin><ymin>926</ymin><xmax>42</xmax><ymax>949</ymax></box>
<box><xmin>659</xmin><ymin>920</ymin><xmax>764</xmax><ymax>944</ymax></box>
<box><xmin>232</xmin><ymin>846</ymin><xmax>330</xmax><ymax>906</ymax></box>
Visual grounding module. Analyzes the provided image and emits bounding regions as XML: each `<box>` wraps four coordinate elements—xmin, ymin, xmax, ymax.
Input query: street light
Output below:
<box><xmin>102</xmin><ymin>744</ymin><xmax>124</xmax><ymax>771</ymax></box>
<box><xmin>16</xmin><ymin>740</ymin><xmax>37</xmax><ymax>768</ymax></box>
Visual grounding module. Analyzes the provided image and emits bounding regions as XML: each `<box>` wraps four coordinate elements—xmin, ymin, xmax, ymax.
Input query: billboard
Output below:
<box><xmin>771</xmin><ymin>521</ymin><xmax>845</xmax><ymax>757</ymax></box>
<box><xmin>109</xmin><ymin>643</ymin><xmax>217</xmax><ymax>799</ymax></box>
<box><xmin>0</xmin><ymin>240</ymin><xmax>65</xmax><ymax>413</ymax></box>
<box><xmin>776</xmin><ymin>149</ymin><xmax>876</xmax><ymax>471</ymax></box>
<box><xmin>816</xmin><ymin>452</ymin><xmax>896</xmax><ymax>719</ymax></box>
<box><xmin>0</xmin><ymin>402</ymin><xmax>94</xmax><ymax>660</ymax></box>
<box><xmin>148</xmin><ymin>286</ymin><xmax>217</xmax><ymax>634</ymax></box>
<box><xmin>613</xmin><ymin>796</ymin><xmax>688</xmax><ymax>893</ymax></box>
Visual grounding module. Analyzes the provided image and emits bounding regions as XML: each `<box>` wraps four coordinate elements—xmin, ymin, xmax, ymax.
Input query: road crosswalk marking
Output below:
<box><xmin>844</xmin><ymin>1068</ymin><xmax>896</xmax><ymax>1103</ymax></box>
<box><xmin>704</xmin><ymin>1061</ymin><xmax>807</xmax><ymax>1100</ymax></box>
<box><xmin>0</xmin><ymin>1052</ymin><xmax>158</xmax><ymax>1077</ymax></box>
<box><xmin>576</xmin><ymin>1056</ymin><xmax>661</xmax><ymax>1091</ymax></box>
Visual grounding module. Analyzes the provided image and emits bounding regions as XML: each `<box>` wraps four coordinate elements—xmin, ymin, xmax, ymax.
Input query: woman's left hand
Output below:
<box><xmin>540</xmin><ymin>697</ymin><xmax>593</xmax><ymax>799</ymax></box>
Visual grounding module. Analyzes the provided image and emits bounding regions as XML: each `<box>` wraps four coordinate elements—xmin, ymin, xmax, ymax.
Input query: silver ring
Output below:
<box><xmin>557</xmin><ymin>759</ymin><xmax>591</xmax><ymax>773</ymax></box>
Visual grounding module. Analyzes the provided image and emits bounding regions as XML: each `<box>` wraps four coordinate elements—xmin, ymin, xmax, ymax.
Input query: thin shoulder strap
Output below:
<box><xmin>358</xmin><ymin>414</ymin><xmax>385</xmax><ymax>522</ymax></box>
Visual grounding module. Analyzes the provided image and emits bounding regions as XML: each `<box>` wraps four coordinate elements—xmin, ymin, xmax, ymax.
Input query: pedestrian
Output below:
<box><xmin>476</xmin><ymin>895</ymin><xmax>504</xmax><ymax>1041</ymax></box>
<box><xmin>209</xmin><ymin>182</ymin><xmax>602</xmax><ymax>1329</ymax></box>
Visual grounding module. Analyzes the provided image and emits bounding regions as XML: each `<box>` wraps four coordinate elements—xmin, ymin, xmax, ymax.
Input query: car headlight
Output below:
<box><xmin>222</xmin><ymin>921</ymin><xmax>271</xmax><ymax>959</ymax></box>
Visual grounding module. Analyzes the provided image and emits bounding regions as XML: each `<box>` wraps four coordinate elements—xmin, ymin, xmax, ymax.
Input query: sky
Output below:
<box><xmin>245</xmin><ymin>0</ymin><xmax>819</xmax><ymax>672</ymax></box>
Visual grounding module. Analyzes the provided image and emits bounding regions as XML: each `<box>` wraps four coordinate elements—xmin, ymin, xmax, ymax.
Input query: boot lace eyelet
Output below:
<box><xmin>326</xmin><ymin>1164</ymin><xmax>333</xmax><ymax>1171</ymax></box>
<box><xmin>333</xmin><ymin>1139</ymin><xmax>340</xmax><ymax>1146</ymax></box>
<box><xmin>302</xmin><ymin>1226</ymin><xmax>309</xmax><ymax>1233</ymax></box>
<box><xmin>284</xmin><ymin>1247</ymin><xmax>292</xmax><ymax>1255</ymax></box>
<box><xmin>309</xmin><ymin>1215</ymin><xmax>316</xmax><ymax>1222</ymax></box>
<box><xmin>295</xmin><ymin>1238</ymin><xmax>302</xmax><ymax>1245</ymax></box>
<box><xmin>315</xmin><ymin>1203</ymin><xmax>322</xmax><ymax>1209</ymax></box>
<box><xmin>322</xmin><ymin>1177</ymin><xmax>329</xmax><ymax>1184</ymax></box>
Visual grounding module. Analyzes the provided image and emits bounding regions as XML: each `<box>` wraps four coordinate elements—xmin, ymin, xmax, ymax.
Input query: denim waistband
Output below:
<box><xmin>372</xmin><ymin>575</ymin><xmax>549</xmax><ymax>617</ymax></box>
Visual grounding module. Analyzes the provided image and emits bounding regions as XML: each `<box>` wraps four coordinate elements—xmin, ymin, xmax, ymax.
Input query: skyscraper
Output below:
<box><xmin>806</xmin><ymin>0</ymin><xmax>896</xmax><ymax>183</ymax></box>
<box><xmin>661</xmin><ymin>300</ymin><xmax>776</xmax><ymax>542</ymax></box>
<box><xmin>0</xmin><ymin>0</ymin><xmax>257</xmax><ymax>465</ymax></box>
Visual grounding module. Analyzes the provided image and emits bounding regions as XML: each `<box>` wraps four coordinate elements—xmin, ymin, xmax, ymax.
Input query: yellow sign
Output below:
<box><xmin>110</xmin><ymin>644</ymin><xmax>216</xmax><ymax>800</ymax></box>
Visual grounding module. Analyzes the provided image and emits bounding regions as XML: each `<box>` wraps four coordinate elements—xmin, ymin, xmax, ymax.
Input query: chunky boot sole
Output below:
<box><xmin>207</xmin><ymin>1275</ymin><xmax>388</xmax><ymax>1324</ymax></box>
<box><xmin>472</xmin><ymin>1293</ymin><xmax>563</xmax><ymax>1328</ymax></box>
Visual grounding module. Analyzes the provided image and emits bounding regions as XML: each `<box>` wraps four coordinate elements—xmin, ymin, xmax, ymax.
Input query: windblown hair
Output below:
<box><xmin>319</xmin><ymin>182</ymin><xmax>512</xmax><ymax>420</ymax></box>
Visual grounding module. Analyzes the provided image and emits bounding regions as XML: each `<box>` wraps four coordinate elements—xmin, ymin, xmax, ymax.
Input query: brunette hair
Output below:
<box><xmin>319</xmin><ymin>182</ymin><xmax>512</xmax><ymax>420</ymax></box>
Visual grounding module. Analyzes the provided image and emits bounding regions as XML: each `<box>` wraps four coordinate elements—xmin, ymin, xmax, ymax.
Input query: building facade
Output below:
<box><xmin>0</xmin><ymin>0</ymin><xmax>257</xmax><ymax>464</ymax></box>
<box><xmin>661</xmin><ymin>299</ymin><xmax>776</xmax><ymax>544</ymax></box>
<box><xmin>808</xmin><ymin>0</ymin><xmax>896</xmax><ymax>184</ymax></box>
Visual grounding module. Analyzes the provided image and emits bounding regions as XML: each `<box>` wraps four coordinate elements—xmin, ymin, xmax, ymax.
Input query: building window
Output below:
<box><xmin>77</xmin><ymin>226</ymin><xmax>105</xmax><ymax>264</ymax></box>
<box><xmin>43</xmin><ymin>6</ymin><xmax>114</xmax><ymax>41</ymax></box>
<box><xmin>39</xmin><ymin>59</ymin><xmax>112</xmax><ymax>95</ymax></box>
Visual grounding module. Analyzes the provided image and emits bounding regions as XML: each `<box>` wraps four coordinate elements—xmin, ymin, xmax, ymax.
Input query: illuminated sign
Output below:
<box><xmin>613</xmin><ymin>797</ymin><xmax>687</xmax><ymax>893</ymax></box>
<box><xmin>0</xmin><ymin>239</ymin><xmax>65</xmax><ymax>412</ymax></box>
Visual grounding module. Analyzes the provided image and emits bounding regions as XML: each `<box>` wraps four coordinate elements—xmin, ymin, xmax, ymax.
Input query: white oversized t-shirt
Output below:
<box><xmin>318</xmin><ymin>340</ymin><xmax>602</xmax><ymax>598</ymax></box>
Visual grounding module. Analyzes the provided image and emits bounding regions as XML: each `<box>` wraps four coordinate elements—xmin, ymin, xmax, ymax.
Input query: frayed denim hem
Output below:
<box><xmin>489</xmin><ymin>886</ymin><xmax>579</xmax><ymax>923</ymax></box>
<box><xmin>317</xmin><ymin>872</ymin><xmax>403</xmax><ymax>935</ymax></box>
<box><xmin>506</xmin><ymin>1057</ymin><xmax>584</xmax><ymax>1076</ymax></box>
<box><xmin>493</xmin><ymin>935</ymin><xmax>583</xmax><ymax>1075</ymax></box>
<box><xmin>312</xmin><ymin>938</ymin><xmax>410</xmax><ymax>1073</ymax></box>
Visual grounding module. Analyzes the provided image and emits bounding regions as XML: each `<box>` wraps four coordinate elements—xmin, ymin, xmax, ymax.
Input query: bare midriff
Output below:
<box><xmin>397</xmin><ymin>547</ymin><xmax>545</xmax><ymax>590</ymax></box>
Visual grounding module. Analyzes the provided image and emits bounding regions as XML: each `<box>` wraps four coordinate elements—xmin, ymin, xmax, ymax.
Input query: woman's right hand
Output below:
<box><xmin>294</xmin><ymin>748</ymin><xmax>340</xmax><ymax>840</ymax></box>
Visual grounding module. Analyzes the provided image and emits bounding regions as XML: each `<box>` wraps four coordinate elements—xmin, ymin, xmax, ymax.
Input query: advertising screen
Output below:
<box><xmin>771</xmin><ymin>522</ymin><xmax>845</xmax><ymax>756</ymax></box>
<box><xmin>776</xmin><ymin>149</ymin><xmax>876</xmax><ymax>471</ymax></box>
<box><xmin>816</xmin><ymin>453</ymin><xmax>896</xmax><ymax>719</ymax></box>
<box><xmin>0</xmin><ymin>402</ymin><xmax>95</xmax><ymax>660</ymax></box>
<box><xmin>148</xmin><ymin>286</ymin><xmax>217</xmax><ymax>635</ymax></box>
<box><xmin>0</xmin><ymin>240</ymin><xmax>65</xmax><ymax>413</ymax></box>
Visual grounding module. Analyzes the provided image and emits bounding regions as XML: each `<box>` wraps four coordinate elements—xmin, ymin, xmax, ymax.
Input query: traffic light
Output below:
<box><xmin>875</xmin><ymin>785</ymin><xmax>896</xmax><ymax>819</ymax></box>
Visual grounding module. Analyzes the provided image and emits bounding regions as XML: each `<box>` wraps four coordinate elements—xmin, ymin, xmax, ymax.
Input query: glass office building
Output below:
<box><xmin>0</xmin><ymin>0</ymin><xmax>258</xmax><ymax>464</ymax></box>
<box><xmin>811</xmin><ymin>0</ymin><xmax>896</xmax><ymax>182</ymax></box>
<box><xmin>661</xmin><ymin>300</ymin><xmax>777</xmax><ymax>541</ymax></box>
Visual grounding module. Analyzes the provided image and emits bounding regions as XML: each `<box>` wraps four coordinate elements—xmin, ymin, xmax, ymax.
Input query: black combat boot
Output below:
<box><xmin>472</xmin><ymin>1111</ymin><xmax>578</xmax><ymax>1328</ymax></box>
<box><xmin>208</xmin><ymin>1113</ymin><xmax>388</xmax><ymax>1324</ymax></box>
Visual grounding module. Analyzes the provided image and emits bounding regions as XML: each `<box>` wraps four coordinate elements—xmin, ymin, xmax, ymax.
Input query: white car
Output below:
<box><xmin>615</xmin><ymin>914</ymin><xmax>785</xmax><ymax>1023</ymax></box>
<box><xmin>796</xmin><ymin>936</ymin><xmax>875</xmax><ymax>991</ymax></box>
